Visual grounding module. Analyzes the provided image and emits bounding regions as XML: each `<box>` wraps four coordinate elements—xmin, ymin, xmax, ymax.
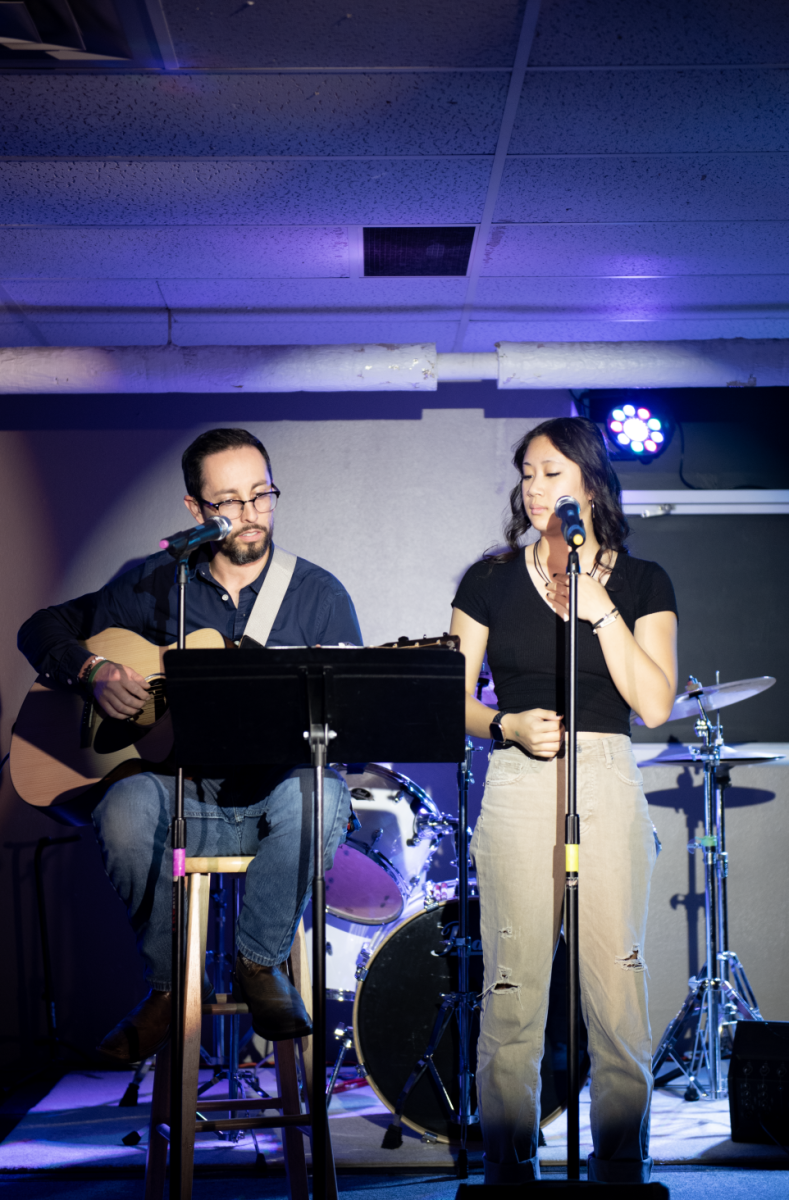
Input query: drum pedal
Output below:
<box><xmin>420</xmin><ymin>1130</ymin><xmax>438</xmax><ymax>1144</ymax></box>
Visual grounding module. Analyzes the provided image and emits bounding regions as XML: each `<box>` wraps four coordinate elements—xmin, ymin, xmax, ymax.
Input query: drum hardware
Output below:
<box><xmin>326</xmin><ymin>766</ymin><xmax>453</xmax><ymax>925</ymax></box>
<box><xmin>370</xmin><ymin>739</ymin><xmax>480</xmax><ymax>1178</ymax></box>
<box><xmin>631</xmin><ymin>673</ymin><xmax>776</xmax><ymax>727</ymax></box>
<box><xmin>351</xmin><ymin>894</ymin><xmax>589</xmax><ymax>1151</ymax></box>
<box><xmin>649</xmin><ymin>673</ymin><xmax>781</xmax><ymax>1101</ymax></box>
<box><xmin>326</xmin><ymin>1024</ymin><xmax>357</xmax><ymax>1107</ymax></box>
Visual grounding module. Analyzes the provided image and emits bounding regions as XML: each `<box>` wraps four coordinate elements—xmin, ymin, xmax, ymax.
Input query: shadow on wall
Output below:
<box><xmin>647</xmin><ymin>768</ymin><xmax>775</xmax><ymax>980</ymax></box>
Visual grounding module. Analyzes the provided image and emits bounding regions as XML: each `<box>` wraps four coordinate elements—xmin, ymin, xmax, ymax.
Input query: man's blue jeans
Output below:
<box><xmin>92</xmin><ymin>767</ymin><xmax>351</xmax><ymax>991</ymax></box>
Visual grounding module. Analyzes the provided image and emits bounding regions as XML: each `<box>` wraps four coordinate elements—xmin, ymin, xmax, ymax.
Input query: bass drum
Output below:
<box><xmin>353</xmin><ymin>896</ymin><xmax>589</xmax><ymax>1143</ymax></box>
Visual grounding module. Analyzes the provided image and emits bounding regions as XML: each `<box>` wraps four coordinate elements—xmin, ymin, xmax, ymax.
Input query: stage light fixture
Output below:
<box><xmin>605</xmin><ymin>400</ymin><xmax>673</xmax><ymax>462</ymax></box>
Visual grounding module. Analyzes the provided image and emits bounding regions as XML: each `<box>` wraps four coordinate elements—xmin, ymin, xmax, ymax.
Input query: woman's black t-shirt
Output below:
<box><xmin>452</xmin><ymin>550</ymin><xmax>677</xmax><ymax>736</ymax></box>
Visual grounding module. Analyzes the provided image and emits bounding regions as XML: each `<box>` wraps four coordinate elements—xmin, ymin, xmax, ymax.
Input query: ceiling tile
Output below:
<box><xmin>2</xmin><ymin>280</ymin><xmax>165</xmax><ymax>307</ymax></box>
<box><xmin>474</xmin><ymin>274</ymin><xmax>789</xmax><ymax>319</ymax></box>
<box><xmin>481</xmin><ymin>221</ymin><xmax>789</xmax><ymax>276</ymax></box>
<box><xmin>159</xmin><ymin>276</ymin><xmax>467</xmax><ymax>313</ymax></box>
<box><xmin>1</xmin><ymin>73</ymin><xmax>508</xmax><ymax>156</ymax></box>
<box><xmin>170</xmin><ymin>316</ymin><xmax>459</xmax><ymax>350</ymax></box>
<box><xmin>531</xmin><ymin>0</ymin><xmax>789</xmax><ymax>66</ymax></box>
<box><xmin>0</xmin><ymin>227</ymin><xmax>350</xmax><ymax>279</ymax></box>
<box><xmin>1</xmin><ymin>159</ymin><xmax>491</xmax><ymax>224</ymax></box>
<box><xmin>463</xmin><ymin>317</ymin><xmax>789</xmax><ymax>348</ymax></box>
<box><xmin>510</xmin><ymin>69</ymin><xmax>789</xmax><ymax>154</ymax></box>
<box><xmin>495</xmin><ymin>154</ymin><xmax>789</xmax><ymax>223</ymax></box>
<box><xmin>28</xmin><ymin>316</ymin><xmax>170</xmax><ymax>345</ymax></box>
<box><xmin>160</xmin><ymin>0</ymin><xmax>526</xmax><ymax>69</ymax></box>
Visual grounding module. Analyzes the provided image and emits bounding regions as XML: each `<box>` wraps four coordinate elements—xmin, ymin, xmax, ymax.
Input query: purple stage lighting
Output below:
<box><xmin>605</xmin><ymin>401</ymin><xmax>673</xmax><ymax>461</ymax></box>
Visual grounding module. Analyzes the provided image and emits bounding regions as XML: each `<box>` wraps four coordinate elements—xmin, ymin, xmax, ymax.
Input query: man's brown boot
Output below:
<box><xmin>233</xmin><ymin>954</ymin><xmax>312</xmax><ymax>1041</ymax></box>
<box><xmin>97</xmin><ymin>989</ymin><xmax>171</xmax><ymax>1064</ymax></box>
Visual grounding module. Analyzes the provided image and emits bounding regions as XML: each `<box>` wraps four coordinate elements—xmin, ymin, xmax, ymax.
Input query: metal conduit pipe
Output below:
<box><xmin>1</xmin><ymin>340</ymin><xmax>788</xmax><ymax>393</ymax></box>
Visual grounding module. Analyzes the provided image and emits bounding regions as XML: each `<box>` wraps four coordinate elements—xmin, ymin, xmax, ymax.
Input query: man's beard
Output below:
<box><xmin>216</xmin><ymin>524</ymin><xmax>272</xmax><ymax>566</ymax></box>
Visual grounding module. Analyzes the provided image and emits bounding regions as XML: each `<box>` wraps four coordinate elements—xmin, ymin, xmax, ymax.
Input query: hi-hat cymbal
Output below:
<box><xmin>639</xmin><ymin>744</ymin><xmax>784</xmax><ymax>767</ymax></box>
<box><xmin>632</xmin><ymin>676</ymin><xmax>776</xmax><ymax>726</ymax></box>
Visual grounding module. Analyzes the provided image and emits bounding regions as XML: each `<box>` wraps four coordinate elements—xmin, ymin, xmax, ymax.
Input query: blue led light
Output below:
<box><xmin>631</xmin><ymin>441</ymin><xmax>644</xmax><ymax>453</ymax></box>
<box><xmin>648</xmin><ymin>418</ymin><xmax>661</xmax><ymax>431</ymax></box>
<box><xmin>612</xmin><ymin>409</ymin><xmax>626</xmax><ymax>421</ymax></box>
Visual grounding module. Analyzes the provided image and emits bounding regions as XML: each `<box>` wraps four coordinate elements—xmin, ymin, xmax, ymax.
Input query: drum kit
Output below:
<box><xmin>639</xmin><ymin>672</ymin><xmax>781</xmax><ymax>1101</ymax></box>
<box><xmin>308</xmin><ymin>758</ymin><xmax>589</xmax><ymax>1151</ymax></box>
<box><xmin>313</xmin><ymin>669</ymin><xmax>782</xmax><ymax>1139</ymax></box>
<box><xmin>222</xmin><ymin>666</ymin><xmax>779</xmax><ymax>1154</ymax></box>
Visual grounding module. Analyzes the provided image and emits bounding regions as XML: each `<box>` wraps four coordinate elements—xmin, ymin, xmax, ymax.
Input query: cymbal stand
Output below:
<box><xmin>652</xmin><ymin>679</ymin><xmax>762</xmax><ymax>1100</ymax></box>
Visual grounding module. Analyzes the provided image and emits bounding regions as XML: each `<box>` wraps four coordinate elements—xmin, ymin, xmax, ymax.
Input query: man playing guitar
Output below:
<box><xmin>18</xmin><ymin>427</ymin><xmax>362</xmax><ymax>1064</ymax></box>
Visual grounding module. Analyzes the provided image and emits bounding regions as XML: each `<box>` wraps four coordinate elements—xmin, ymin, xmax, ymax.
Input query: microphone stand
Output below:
<box><xmin>564</xmin><ymin>544</ymin><xmax>581</xmax><ymax>1181</ymax></box>
<box><xmin>170</xmin><ymin>556</ymin><xmax>188</xmax><ymax>1200</ymax></box>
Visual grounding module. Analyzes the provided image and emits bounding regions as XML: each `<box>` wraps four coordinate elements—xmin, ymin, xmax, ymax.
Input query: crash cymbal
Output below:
<box><xmin>639</xmin><ymin>744</ymin><xmax>784</xmax><ymax>767</ymax></box>
<box><xmin>632</xmin><ymin>676</ymin><xmax>776</xmax><ymax>726</ymax></box>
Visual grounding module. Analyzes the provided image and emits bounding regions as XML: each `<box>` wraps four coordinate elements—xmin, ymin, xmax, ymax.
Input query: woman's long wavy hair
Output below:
<box><xmin>490</xmin><ymin>416</ymin><xmax>630</xmax><ymax>567</ymax></box>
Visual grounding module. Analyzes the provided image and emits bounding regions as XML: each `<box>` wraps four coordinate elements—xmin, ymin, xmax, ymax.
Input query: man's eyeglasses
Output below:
<box><xmin>200</xmin><ymin>488</ymin><xmax>280</xmax><ymax>520</ymax></box>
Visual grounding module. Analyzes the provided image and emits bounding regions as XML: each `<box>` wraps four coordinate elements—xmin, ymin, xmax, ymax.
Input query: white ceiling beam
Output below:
<box><xmin>2</xmin><ymin>339</ymin><xmax>788</xmax><ymax>393</ymax></box>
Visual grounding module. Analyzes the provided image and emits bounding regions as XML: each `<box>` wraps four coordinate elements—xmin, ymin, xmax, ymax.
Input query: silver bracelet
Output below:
<box><xmin>592</xmin><ymin>607</ymin><xmax>620</xmax><ymax>635</ymax></box>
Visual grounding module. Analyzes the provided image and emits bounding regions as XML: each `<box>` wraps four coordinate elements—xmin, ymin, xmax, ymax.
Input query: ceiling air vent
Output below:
<box><xmin>0</xmin><ymin>0</ymin><xmax>130</xmax><ymax>60</ymax></box>
<box><xmin>364</xmin><ymin>227</ymin><xmax>475</xmax><ymax>277</ymax></box>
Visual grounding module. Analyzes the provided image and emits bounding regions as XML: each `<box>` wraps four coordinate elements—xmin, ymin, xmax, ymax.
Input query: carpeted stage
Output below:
<box><xmin>0</xmin><ymin>1066</ymin><xmax>786</xmax><ymax>1198</ymax></box>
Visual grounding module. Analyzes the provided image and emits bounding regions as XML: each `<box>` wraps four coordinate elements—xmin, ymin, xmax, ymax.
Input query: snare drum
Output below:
<box><xmin>326</xmin><ymin>765</ymin><xmax>454</xmax><ymax>925</ymax></box>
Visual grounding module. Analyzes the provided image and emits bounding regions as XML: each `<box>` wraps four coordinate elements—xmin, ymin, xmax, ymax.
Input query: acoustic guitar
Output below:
<box><xmin>9</xmin><ymin>626</ymin><xmax>225</xmax><ymax>820</ymax></box>
<box><xmin>8</xmin><ymin>628</ymin><xmax>460</xmax><ymax>823</ymax></box>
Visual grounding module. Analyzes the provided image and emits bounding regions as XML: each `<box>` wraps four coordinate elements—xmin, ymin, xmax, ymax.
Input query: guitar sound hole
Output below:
<box><xmin>131</xmin><ymin>676</ymin><xmax>168</xmax><ymax>727</ymax></box>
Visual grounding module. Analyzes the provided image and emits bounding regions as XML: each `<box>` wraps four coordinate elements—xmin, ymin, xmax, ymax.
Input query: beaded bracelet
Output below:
<box><xmin>78</xmin><ymin>653</ymin><xmax>104</xmax><ymax>683</ymax></box>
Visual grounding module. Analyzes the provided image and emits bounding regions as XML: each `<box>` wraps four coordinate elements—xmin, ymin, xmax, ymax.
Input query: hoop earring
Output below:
<box><xmin>591</xmin><ymin>499</ymin><xmax>596</xmax><ymax>518</ymax></box>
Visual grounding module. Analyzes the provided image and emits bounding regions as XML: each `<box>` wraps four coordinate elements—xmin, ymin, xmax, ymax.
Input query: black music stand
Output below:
<box><xmin>163</xmin><ymin>646</ymin><xmax>466</xmax><ymax>1197</ymax></box>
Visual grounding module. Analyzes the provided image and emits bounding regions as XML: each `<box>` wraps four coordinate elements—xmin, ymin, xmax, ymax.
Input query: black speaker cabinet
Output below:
<box><xmin>729</xmin><ymin>1020</ymin><xmax>789</xmax><ymax>1146</ymax></box>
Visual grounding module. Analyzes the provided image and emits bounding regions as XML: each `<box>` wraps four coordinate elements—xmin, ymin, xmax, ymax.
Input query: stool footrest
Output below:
<box><xmin>202</xmin><ymin>1002</ymin><xmax>249</xmax><ymax>1015</ymax></box>
<box><xmin>195</xmin><ymin>1114</ymin><xmax>311</xmax><ymax>1134</ymax></box>
<box><xmin>197</xmin><ymin>1097</ymin><xmax>284</xmax><ymax>1112</ymax></box>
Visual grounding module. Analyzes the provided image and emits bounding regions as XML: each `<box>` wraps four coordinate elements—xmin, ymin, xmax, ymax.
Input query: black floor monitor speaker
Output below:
<box><xmin>729</xmin><ymin>1020</ymin><xmax>789</xmax><ymax>1147</ymax></box>
<box><xmin>457</xmin><ymin>1185</ymin><xmax>669</xmax><ymax>1197</ymax></box>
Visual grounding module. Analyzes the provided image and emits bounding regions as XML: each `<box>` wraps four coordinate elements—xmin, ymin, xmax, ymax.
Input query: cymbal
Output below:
<box><xmin>640</xmin><ymin>744</ymin><xmax>784</xmax><ymax>768</ymax></box>
<box><xmin>632</xmin><ymin>676</ymin><xmax>776</xmax><ymax>726</ymax></box>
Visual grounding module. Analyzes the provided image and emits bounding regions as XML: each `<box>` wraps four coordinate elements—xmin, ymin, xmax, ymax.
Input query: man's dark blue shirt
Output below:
<box><xmin>18</xmin><ymin>545</ymin><xmax>362</xmax><ymax>689</ymax></box>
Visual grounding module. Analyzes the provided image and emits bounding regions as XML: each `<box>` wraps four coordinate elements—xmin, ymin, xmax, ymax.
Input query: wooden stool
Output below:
<box><xmin>145</xmin><ymin>855</ymin><xmax>336</xmax><ymax>1200</ymax></box>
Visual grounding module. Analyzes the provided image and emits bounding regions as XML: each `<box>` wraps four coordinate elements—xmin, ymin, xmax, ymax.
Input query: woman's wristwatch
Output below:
<box><xmin>489</xmin><ymin>711</ymin><xmax>506</xmax><ymax>742</ymax></box>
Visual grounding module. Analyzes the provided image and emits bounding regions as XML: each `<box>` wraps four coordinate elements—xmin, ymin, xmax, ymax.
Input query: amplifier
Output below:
<box><xmin>729</xmin><ymin>1020</ymin><xmax>789</xmax><ymax>1147</ymax></box>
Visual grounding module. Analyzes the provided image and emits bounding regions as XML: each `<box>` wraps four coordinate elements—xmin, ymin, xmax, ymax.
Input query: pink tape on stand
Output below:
<box><xmin>173</xmin><ymin>848</ymin><xmax>186</xmax><ymax>879</ymax></box>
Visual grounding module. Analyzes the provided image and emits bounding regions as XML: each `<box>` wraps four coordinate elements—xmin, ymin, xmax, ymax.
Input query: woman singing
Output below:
<box><xmin>450</xmin><ymin>417</ymin><xmax>677</xmax><ymax>1185</ymax></box>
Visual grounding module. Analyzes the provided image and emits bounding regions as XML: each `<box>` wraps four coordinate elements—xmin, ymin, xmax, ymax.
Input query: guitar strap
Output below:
<box><xmin>239</xmin><ymin>544</ymin><xmax>298</xmax><ymax>648</ymax></box>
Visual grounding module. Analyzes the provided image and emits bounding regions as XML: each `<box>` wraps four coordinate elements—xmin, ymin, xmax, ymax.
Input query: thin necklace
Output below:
<box><xmin>533</xmin><ymin>538</ymin><xmax>602</xmax><ymax>584</ymax></box>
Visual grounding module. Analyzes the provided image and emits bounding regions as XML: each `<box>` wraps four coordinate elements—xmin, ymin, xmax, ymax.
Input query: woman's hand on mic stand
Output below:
<box><xmin>545</xmin><ymin>571</ymin><xmax>612</xmax><ymax>626</ymax></box>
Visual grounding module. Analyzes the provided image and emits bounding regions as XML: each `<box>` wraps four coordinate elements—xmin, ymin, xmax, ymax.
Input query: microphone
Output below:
<box><xmin>160</xmin><ymin>514</ymin><xmax>232</xmax><ymax>559</ymax></box>
<box><xmin>554</xmin><ymin>496</ymin><xmax>586</xmax><ymax>547</ymax></box>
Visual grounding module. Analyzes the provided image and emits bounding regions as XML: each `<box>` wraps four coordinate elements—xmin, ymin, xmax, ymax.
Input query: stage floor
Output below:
<box><xmin>0</xmin><ymin>1066</ymin><xmax>785</xmax><ymax>1174</ymax></box>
